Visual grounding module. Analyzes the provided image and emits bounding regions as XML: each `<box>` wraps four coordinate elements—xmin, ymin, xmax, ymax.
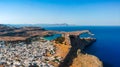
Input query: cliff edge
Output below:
<box><xmin>70</xmin><ymin>49</ymin><xmax>103</xmax><ymax>67</ymax></box>
<box><xmin>0</xmin><ymin>24</ymin><xmax>103</xmax><ymax>67</ymax></box>
<box><xmin>56</xmin><ymin>32</ymin><xmax>103</xmax><ymax>67</ymax></box>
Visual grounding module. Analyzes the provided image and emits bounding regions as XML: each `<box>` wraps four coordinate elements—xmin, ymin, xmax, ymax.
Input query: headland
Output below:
<box><xmin>0</xmin><ymin>24</ymin><xmax>102</xmax><ymax>67</ymax></box>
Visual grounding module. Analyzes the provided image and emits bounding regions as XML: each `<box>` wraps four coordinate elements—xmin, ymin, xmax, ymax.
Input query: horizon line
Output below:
<box><xmin>1</xmin><ymin>23</ymin><xmax>120</xmax><ymax>26</ymax></box>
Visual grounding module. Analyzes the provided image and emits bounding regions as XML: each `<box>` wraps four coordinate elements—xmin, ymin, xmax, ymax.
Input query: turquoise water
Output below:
<box><xmin>80</xmin><ymin>33</ymin><xmax>94</xmax><ymax>38</ymax></box>
<box><xmin>44</xmin><ymin>34</ymin><xmax>61</xmax><ymax>40</ymax></box>
<box><xmin>43</xmin><ymin>26</ymin><xmax>120</xmax><ymax>67</ymax></box>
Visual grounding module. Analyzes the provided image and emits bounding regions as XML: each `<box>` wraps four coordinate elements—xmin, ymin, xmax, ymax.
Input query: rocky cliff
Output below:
<box><xmin>70</xmin><ymin>52</ymin><xmax>103</xmax><ymax>67</ymax></box>
<box><xmin>57</xmin><ymin>34</ymin><xmax>102</xmax><ymax>67</ymax></box>
<box><xmin>0</xmin><ymin>24</ymin><xmax>103</xmax><ymax>67</ymax></box>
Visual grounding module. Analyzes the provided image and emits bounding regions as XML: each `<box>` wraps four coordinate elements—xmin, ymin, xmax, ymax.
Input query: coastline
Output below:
<box><xmin>57</xmin><ymin>32</ymin><xmax>102</xmax><ymax>67</ymax></box>
<box><xmin>0</xmin><ymin>24</ymin><xmax>103</xmax><ymax>67</ymax></box>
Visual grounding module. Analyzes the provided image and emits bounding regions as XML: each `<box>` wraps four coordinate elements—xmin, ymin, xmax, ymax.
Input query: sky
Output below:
<box><xmin>0</xmin><ymin>0</ymin><xmax>120</xmax><ymax>25</ymax></box>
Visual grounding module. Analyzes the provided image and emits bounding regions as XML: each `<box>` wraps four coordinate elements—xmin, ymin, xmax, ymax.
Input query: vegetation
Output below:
<box><xmin>55</xmin><ymin>37</ymin><xmax>65</xmax><ymax>44</ymax></box>
<box><xmin>52</xmin><ymin>56</ymin><xmax>61</xmax><ymax>63</ymax></box>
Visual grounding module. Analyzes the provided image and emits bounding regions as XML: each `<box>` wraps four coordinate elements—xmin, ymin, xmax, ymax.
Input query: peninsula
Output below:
<box><xmin>0</xmin><ymin>24</ymin><xmax>102</xmax><ymax>67</ymax></box>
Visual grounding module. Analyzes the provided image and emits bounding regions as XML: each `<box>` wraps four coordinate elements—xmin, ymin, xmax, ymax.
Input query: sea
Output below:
<box><xmin>43</xmin><ymin>26</ymin><xmax>120</xmax><ymax>67</ymax></box>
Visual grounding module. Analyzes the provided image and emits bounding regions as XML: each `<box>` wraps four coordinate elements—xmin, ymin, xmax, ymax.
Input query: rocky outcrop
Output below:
<box><xmin>58</xmin><ymin>33</ymin><xmax>102</xmax><ymax>67</ymax></box>
<box><xmin>70</xmin><ymin>51</ymin><xmax>103</xmax><ymax>67</ymax></box>
<box><xmin>0</xmin><ymin>24</ymin><xmax>102</xmax><ymax>67</ymax></box>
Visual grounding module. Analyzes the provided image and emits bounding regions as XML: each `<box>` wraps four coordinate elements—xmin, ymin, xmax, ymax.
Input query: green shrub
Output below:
<box><xmin>55</xmin><ymin>37</ymin><xmax>65</xmax><ymax>44</ymax></box>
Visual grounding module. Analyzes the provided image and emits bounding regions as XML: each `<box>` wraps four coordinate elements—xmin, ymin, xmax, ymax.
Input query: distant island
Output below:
<box><xmin>5</xmin><ymin>23</ymin><xmax>75</xmax><ymax>28</ymax></box>
<box><xmin>0</xmin><ymin>24</ymin><xmax>102</xmax><ymax>67</ymax></box>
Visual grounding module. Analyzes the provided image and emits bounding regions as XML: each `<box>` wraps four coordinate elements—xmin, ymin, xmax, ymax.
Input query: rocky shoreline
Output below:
<box><xmin>58</xmin><ymin>34</ymin><xmax>102</xmax><ymax>67</ymax></box>
<box><xmin>0</xmin><ymin>24</ymin><xmax>103</xmax><ymax>67</ymax></box>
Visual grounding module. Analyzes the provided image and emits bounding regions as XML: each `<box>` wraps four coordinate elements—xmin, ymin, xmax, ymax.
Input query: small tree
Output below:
<box><xmin>55</xmin><ymin>37</ymin><xmax>65</xmax><ymax>44</ymax></box>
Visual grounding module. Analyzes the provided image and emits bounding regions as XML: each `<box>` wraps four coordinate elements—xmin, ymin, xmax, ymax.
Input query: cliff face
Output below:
<box><xmin>70</xmin><ymin>53</ymin><xmax>103</xmax><ymax>67</ymax></box>
<box><xmin>70</xmin><ymin>37</ymin><xmax>102</xmax><ymax>67</ymax></box>
<box><xmin>58</xmin><ymin>34</ymin><xmax>102</xmax><ymax>67</ymax></box>
<box><xmin>0</xmin><ymin>24</ymin><xmax>102</xmax><ymax>67</ymax></box>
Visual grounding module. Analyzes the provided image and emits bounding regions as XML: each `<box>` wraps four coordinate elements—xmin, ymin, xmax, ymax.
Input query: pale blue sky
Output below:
<box><xmin>0</xmin><ymin>0</ymin><xmax>120</xmax><ymax>25</ymax></box>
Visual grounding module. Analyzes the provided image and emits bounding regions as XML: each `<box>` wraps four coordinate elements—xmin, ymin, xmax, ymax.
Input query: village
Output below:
<box><xmin>0</xmin><ymin>24</ymin><xmax>102</xmax><ymax>67</ymax></box>
<box><xmin>0</xmin><ymin>37</ymin><xmax>62</xmax><ymax>67</ymax></box>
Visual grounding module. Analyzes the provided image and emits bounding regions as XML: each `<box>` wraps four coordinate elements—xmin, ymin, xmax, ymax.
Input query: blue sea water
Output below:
<box><xmin>43</xmin><ymin>26</ymin><xmax>120</xmax><ymax>67</ymax></box>
<box><xmin>44</xmin><ymin>34</ymin><xmax>61</xmax><ymax>40</ymax></box>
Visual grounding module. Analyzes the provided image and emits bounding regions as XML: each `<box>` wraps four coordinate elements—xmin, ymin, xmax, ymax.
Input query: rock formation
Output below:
<box><xmin>0</xmin><ymin>24</ymin><xmax>103</xmax><ymax>67</ymax></box>
<box><xmin>70</xmin><ymin>51</ymin><xmax>103</xmax><ymax>67</ymax></box>
<box><xmin>56</xmin><ymin>31</ymin><xmax>102</xmax><ymax>67</ymax></box>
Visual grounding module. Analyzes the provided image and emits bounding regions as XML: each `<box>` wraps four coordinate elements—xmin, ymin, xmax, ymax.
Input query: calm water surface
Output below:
<box><xmin>44</xmin><ymin>26</ymin><xmax>120</xmax><ymax>67</ymax></box>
